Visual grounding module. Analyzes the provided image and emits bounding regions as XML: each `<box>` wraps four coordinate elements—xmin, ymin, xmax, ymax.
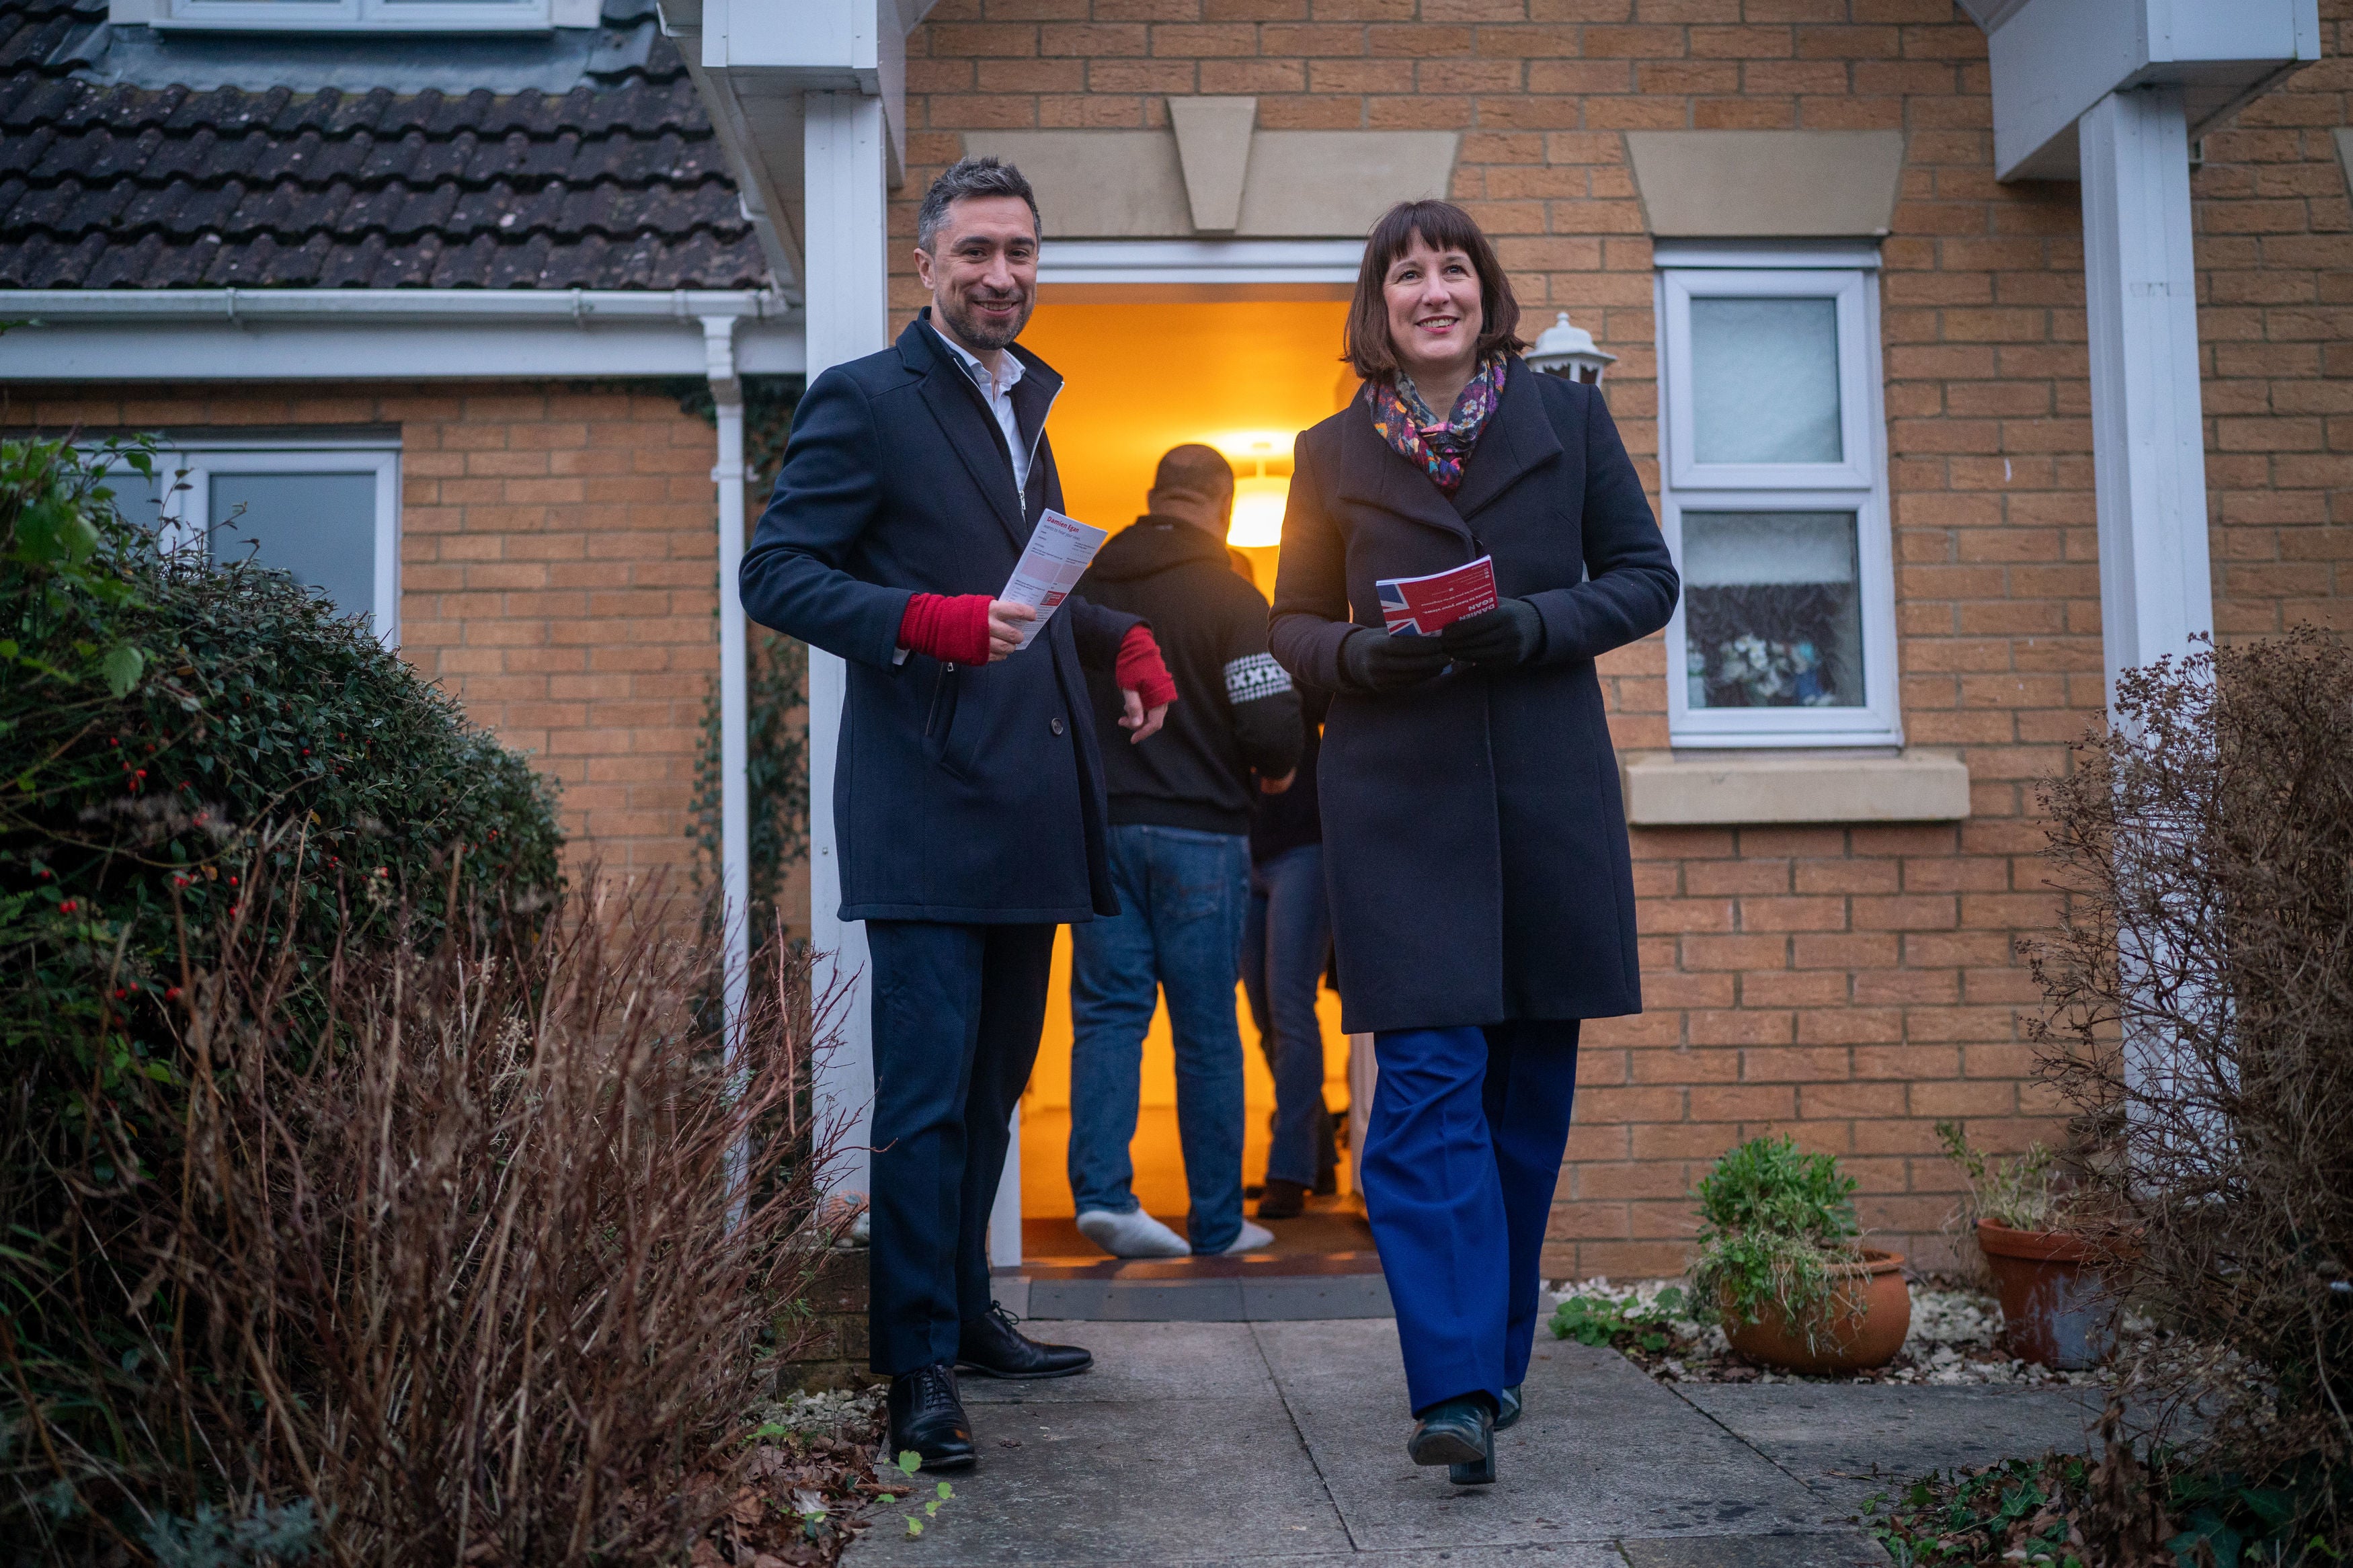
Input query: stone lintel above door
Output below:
<box><xmin>963</xmin><ymin>107</ymin><xmax>1458</xmax><ymax>241</ymax></box>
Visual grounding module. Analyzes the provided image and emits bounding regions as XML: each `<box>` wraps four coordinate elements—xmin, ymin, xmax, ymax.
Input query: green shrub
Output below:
<box><xmin>1690</xmin><ymin>1134</ymin><xmax>1862</xmax><ymax>1330</ymax></box>
<box><xmin>1</xmin><ymin>436</ymin><xmax>565</xmax><ymax>1546</ymax></box>
<box><xmin>1</xmin><ymin>435</ymin><xmax>563</xmax><ymax>1151</ymax></box>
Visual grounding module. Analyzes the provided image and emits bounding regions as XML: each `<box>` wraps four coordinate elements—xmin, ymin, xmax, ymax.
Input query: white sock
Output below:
<box><xmin>1222</xmin><ymin>1220</ymin><xmax>1275</xmax><ymax>1255</ymax></box>
<box><xmin>1076</xmin><ymin>1208</ymin><xmax>1191</xmax><ymax>1259</ymax></box>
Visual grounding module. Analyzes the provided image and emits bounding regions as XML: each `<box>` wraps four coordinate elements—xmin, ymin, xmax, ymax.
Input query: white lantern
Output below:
<box><xmin>1525</xmin><ymin>310</ymin><xmax>1617</xmax><ymax>385</ymax></box>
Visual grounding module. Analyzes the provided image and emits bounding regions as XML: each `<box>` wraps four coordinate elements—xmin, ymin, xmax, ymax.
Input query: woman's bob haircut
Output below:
<box><xmin>1343</xmin><ymin>200</ymin><xmax>1527</xmax><ymax>382</ymax></box>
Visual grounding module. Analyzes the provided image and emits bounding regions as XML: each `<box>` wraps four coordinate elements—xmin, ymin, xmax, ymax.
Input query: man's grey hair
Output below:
<box><xmin>914</xmin><ymin>156</ymin><xmax>1043</xmax><ymax>254</ymax></box>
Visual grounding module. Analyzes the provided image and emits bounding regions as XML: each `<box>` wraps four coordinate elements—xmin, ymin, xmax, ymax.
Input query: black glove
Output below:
<box><xmin>1439</xmin><ymin>597</ymin><xmax>1546</xmax><ymax>671</ymax></box>
<box><xmin>1339</xmin><ymin>627</ymin><xmax>1451</xmax><ymax>692</ymax></box>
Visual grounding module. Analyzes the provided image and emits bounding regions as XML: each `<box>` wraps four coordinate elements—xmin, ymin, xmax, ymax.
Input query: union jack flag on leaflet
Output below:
<box><xmin>1377</xmin><ymin>556</ymin><xmax>1500</xmax><ymax>637</ymax></box>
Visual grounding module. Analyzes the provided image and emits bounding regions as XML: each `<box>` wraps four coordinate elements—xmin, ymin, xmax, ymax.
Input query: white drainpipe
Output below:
<box><xmin>703</xmin><ymin>314</ymin><xmax>754</xmax><ymax>1214</ymax></box>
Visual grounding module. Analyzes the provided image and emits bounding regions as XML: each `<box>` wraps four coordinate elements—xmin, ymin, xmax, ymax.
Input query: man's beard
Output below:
<box><xmin>941</xmin><ymin>288</ymin><xmax>1032</xmax><ymax>352</ymax></box>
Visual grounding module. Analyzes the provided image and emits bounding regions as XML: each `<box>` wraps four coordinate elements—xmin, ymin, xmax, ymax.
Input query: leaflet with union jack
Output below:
<box><xmin>1377</xmin><ymin>555</ymin><xmax>1499</xmax><ymax>636</ymax></box>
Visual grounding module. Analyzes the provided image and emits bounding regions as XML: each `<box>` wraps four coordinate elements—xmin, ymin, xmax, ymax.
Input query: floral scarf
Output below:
<box><xmin>1366</xmin><ymin>354</ymin><xmax>1507</xmax><ymax>497</ymax></box>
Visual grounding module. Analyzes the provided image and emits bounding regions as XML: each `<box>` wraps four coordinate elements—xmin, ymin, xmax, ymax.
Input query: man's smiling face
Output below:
<box><xmin>915</xmin><ymin>194</ymin><xmax>1039</xmax><ymax>356</ymax></box>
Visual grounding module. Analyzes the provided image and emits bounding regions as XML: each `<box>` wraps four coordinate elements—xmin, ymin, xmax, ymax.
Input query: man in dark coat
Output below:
<box><xmin>738</xmin><ymin>157</ymin><xmax>1176</xmax><ymax>1471</ymax></box>
<box><xmin>1064</xmin><ymin>446</ymin><xmax>1304</xmax><ymax>1260</ymax></box>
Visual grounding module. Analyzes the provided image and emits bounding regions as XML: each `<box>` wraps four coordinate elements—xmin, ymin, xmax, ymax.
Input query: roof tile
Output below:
<box><xmin>0</xmin><ymin>0</ymin><xmax>764</xmax><ymax>290</ymax></box>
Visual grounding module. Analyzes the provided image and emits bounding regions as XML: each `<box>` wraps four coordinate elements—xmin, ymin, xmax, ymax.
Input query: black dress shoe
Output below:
<box><xmin>1407</xmin><ymin>1394</ymin><xmax>1497</xmax><ymax>1486</ymax></box>
<box><xmin>1497</xmin><ymin>1383</ymin><xmax>1523</xmax><ymax>1431</ymax></box>
<box><xmin>955</xmin><ymin>1301</ymin><xmax>1093</xmax><ymax>1380</ymax></box>
<box><xmin>886</xmin><ymin>1363</ymin><xmax>975</xmax><ymax>1471</ymax></box>
<box><xmin>1257</xmin><ymin>1178</ymin><xmax>1309</xmax><ymax>1220</ymax></box>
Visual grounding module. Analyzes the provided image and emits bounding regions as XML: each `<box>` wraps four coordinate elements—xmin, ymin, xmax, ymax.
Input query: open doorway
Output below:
<box><xmin>1014</xmin><ymin>295</ymin><xmax>1371</xmax><ymax>1264</ymax></box>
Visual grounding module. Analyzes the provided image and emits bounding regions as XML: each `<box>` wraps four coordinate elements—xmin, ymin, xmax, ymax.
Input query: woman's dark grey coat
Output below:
<box><xmin>1269</xmin><ymin>363</ymin><xmax>1679</xmax><ymax>1036</ymax></box>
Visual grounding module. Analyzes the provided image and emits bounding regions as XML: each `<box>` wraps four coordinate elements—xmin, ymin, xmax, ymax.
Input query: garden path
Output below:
<box><xmin>842</xmin><ymin>1318</ymin><xmax>2116</xmax><ymax>1567</ymax></box>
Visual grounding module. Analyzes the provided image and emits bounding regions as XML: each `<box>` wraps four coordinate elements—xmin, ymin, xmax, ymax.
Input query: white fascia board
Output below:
<box><xmin>702</xmin><ymin>0</ymin><xmax>877</xmax><ymax>85</ymax></box>
<box><xmin>1988</xmin><ymin>0</ymin><xmax>2319</xmax><ymax>181</ymax></box>
<box><xmin>1037</xmin><ymin>239</ymin><xmax>1365</xmax><ymax>287</ymax></box>
<box><xmin>0</xmin><ymin>292</ymin><xmax>804</xmax><ymax>380</ymax></box>
<box><xmin>0</xmin><ymin>288</ymin><xmax>783</xmax><ymax>321</ymax></box>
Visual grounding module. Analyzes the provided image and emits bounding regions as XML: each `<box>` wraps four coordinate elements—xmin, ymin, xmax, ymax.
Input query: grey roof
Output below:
<box><xmin>0</xmin><ymin>0</ymin><xmax>769</xmax><ymax>290</ymax></box>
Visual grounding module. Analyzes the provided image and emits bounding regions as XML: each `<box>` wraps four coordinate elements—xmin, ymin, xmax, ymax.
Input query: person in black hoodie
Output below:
<box><xmin>1066</xmin><ymin>446</ymin><xmax>1304</xmax><ymax>1259</ymax></box>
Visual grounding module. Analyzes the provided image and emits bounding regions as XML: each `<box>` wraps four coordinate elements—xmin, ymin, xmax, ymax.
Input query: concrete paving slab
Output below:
<box><xmin>1671</xmin><ymin>1385</ymin><xmax>2109</xmax><ymax>1514</ymax></box>
<box><xmin>1619</xmin><ymin>1532</ymin><xmax>1888</xmax><ymax>1567</ymax></box>
<box><xmin>1252</xmin><ymin>1322</ymin><xmax>1835</xmax><ymax>1551</ymax></box>
<box><xmin>855</xmin><ymin>1551</ymin><xmax>1627</xmax><ymax>1568</ymax></box>
<box><xmin>959</xmin><ymin>1320</ymin><xmax>1279</xmax><ymax>1407</ymax></box>
<box><xmin>848</xmin><ymin>1393</ymin><xmax>1348</xmax><ymax>1567</ymax></box>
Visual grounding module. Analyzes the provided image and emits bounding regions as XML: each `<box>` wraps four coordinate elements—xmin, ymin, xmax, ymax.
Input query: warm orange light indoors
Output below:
<box><xmin>1015</xmin><ymin>300</ymin><xmax>1351</xmax><ymax>538</ymax></box>
<box><xmin>1007</xmin><ymin>297</ymin><xmax>1362</xmax><ymax>1234</ymax></box>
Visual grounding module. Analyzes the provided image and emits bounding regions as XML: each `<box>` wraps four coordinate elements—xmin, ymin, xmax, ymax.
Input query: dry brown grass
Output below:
<box><xmin>5</xmin><ymin>868</ymin><xmax>852</xmax><ymax>1566</ymax></box>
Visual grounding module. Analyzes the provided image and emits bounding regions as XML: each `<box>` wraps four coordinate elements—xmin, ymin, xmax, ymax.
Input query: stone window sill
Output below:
<box><xmin>1620</xmin><ymin>747</ymin><xmax>1970</xmax><ymax>827</ymax></box>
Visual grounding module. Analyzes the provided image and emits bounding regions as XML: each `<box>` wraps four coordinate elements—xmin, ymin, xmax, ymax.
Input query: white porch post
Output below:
<box><xmin>2078</xmin><ymin>83</ymin><xmax>2215</xmax><ymax>707</ymax></box>
<box><xmin>803</xmin><ymin>91</ymin><xmax>889</xmax><ymax>1204</ymax></box>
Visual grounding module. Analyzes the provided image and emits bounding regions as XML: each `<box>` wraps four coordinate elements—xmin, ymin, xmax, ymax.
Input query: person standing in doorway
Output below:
<box><xmin>739</xmin><ymin>156</ymin><xmax>1178</xmax><ymax>1472</ymax></box>
<box><xmin>1269</xmin><ymin>200</ymin><xmax>1678</xmax><ymax>1485</ymax></box>
<box><xmin>1240</xmin><ymin>679</ymin><xmax>1337</xmax><ymax>1223</ymax></box>
<box><xmin>1066</xmin><ymin>446</ymin><xmax>1304</xmax><ymax>1259</ymax></box>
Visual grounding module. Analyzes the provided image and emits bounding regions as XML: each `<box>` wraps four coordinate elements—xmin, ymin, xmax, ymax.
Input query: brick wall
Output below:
<box><xmin>18</xmin><ymin>381</ymin><xmax>728</xmax><ymax>886</ymax></box>
<box><xmin>900</xmin><ymin>0</ymin><xmax>2353</xmax><ymax>1276</ymax></box>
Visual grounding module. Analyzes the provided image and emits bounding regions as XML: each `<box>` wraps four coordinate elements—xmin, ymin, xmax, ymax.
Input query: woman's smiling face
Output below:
<box><xmin>1383</xmin><ymin>232</ymin><xmax>1484</xmax><ymax>387</ymax></box>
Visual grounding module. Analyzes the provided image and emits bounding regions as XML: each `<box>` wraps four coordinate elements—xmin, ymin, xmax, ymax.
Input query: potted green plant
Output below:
<box><xmin>1691</xmin><ymin>1135</ymin><xmax>1909</xmax><ymax>1374</ymax></box>
<box><xmin>1936</xmin><ymin>1122</ymin><xmax>2122</xmax><ymax>1370</ymax></box>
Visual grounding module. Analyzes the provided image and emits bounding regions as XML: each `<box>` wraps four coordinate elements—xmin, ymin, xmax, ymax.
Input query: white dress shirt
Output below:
<box><xmin>932</xmin><ymin>325</ymin><xmax>1031</xmax><ymax>499</ymax></box>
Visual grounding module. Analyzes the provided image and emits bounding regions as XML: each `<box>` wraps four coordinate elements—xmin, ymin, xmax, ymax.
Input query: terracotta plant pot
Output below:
<box><xmin>1976</xmin><ymin>1219</ymin><xmax>2123</xmax><ymax>1370</ymax></box>
<box><xmin>1721</xmin><ymin>1249</ymin><xmax>1911</xmax><ymax>1375</ymax></box>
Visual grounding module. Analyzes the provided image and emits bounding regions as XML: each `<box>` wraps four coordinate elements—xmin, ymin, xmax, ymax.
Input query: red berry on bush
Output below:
<box><xmin>60</xmin><ymin>900</ymin><xmax>77</xmax><ymax>913</ymax></box>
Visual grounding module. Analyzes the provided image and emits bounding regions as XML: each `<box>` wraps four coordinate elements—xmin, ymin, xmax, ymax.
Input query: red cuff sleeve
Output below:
<box><xmin>1115</xmin><ymin>624</ymin><xmax>1179</xmax><ymax>710</ymax></box>
<box><xmin>898</xmin><ymin>593</ymin><xmax>993</xmax><ymax>666</ymax></box>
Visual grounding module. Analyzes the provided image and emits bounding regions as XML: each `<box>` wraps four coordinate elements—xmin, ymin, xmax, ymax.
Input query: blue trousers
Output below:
<box><xmin>1361</xmin><ymin>1020</ymin><xmax>1581</xmax><ymax>1415</ymax></box>
<box><xmin>1068</xmin><ymin>824</ymin><xmax>1250</xmax><ymax>1255</ymax></box>
<box><xmin>1240</xmin><ymin>844</ymin><xmax>1332</xmax><ymax>1189</ymax></box>
<box><xmin>865</xmin><ymin>919</ymin><xmax>1054</xmax><ymax>1375</ymax></box>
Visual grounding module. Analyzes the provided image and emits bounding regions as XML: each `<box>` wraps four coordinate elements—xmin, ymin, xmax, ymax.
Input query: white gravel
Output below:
<box><xmin>1544</xmin><ymin>1276</ymin><xmax>2130</xmax><ymax>1387</ymax></box>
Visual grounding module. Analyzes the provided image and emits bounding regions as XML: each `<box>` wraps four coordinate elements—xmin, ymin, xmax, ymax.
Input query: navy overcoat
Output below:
<box><xmin>1269</xmin><ymin>362</ymin><xmax>1679</xmax><ymax>1034</ymax></box>
<box><xmin>740</xmin><ymin>314</ymin><xmax>1138</xmax><ymax>924</ymax></box>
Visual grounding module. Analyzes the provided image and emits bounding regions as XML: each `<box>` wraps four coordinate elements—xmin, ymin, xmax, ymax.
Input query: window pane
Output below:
<box><xmin>1681</xmin><ymin>511</ymin><xmax>1863</xmax><ymax>710</ymax></box>
<box><xmin>209</xmin><ymin>472</ymin><xmax>378</xmax><ymax>624</ymax></box>
<box><xmin>1689</xmin><ymin>296</ymin><xmax>1841</xmax><ymax>465</ymax></box>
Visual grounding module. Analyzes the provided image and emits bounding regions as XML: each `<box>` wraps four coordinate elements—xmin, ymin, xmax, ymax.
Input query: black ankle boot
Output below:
<box><xmin>1406</xmin><ymin>1393</ymin><xmax>1497</xmax><ymax>1486</ymax></box>
<box><xmin>1497</xmin><ymin>1382</ymin><xmax>1524</xmax><ymax>1430</ymax></box>
<box><xmin>887</xmin><ymin>1362</ymin><xmax>975</xmax><ymax>1472</ymax></box>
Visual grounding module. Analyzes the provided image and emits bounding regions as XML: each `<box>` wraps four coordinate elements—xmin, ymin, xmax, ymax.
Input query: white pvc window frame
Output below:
<box><xmin>157</xmin><ymin>0</ymin><xmax>553</xmax><ymax>33</ymax></box>
<box><xmin>1656</xmin><ymin>249</ymin><xmax>1901</xmax><ymax>749</ymax></box>
<box><xmin>153</xmin><ymin>443</ymin><xmax>403</xmax><ymax>648</ymax></box>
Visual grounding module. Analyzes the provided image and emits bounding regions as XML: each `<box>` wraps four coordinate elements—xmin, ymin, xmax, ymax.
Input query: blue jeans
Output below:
<box><xmin>1240</xmin><ymin>844</ymin><xmax>1332</xmax><ymax>1190</ymax></box>
<box><xmin>1361</xmin><ymin>1020</ymin><xmax>1580</xmax><ymax>1415</ymax></box>
<box><xmin>1068</xmin><ymin>823</ymin><xmax>1250</xmax><ymax>1255</ymax></box>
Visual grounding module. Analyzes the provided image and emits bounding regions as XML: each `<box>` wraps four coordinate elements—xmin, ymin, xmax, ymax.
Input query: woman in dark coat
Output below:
<box><xmin>1269</xmin><ymin>200</ymin><xmax>1678</xmax><ymax>1484</ymax></box>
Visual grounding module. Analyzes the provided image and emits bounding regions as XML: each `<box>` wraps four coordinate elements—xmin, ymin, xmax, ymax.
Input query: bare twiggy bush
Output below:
<box><xmin>2028</xmin><ymin>628</ymin><xmax>2353</xmax><ymax>1544</ymax></box>
<box><xmin>5</xmin><ymin>868</ymin><xmax>851</xmax><ymax>1566</ymax></box>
